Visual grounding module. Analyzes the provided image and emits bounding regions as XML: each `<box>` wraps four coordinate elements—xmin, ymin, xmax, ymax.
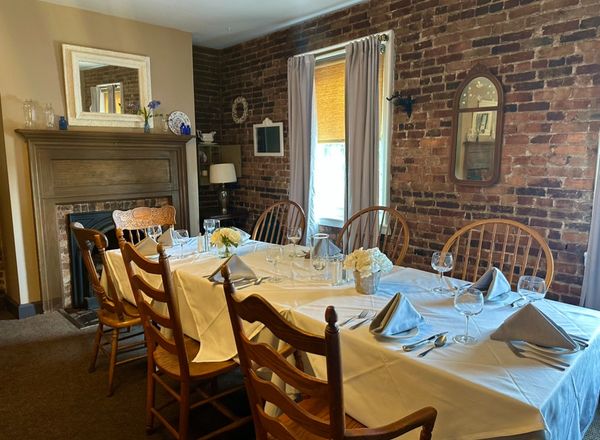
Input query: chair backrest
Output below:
<box><xmin>251</xmin><ymin>200</ymin><xmax>306</xmax><ymax>245</ymax></box>
<box><xmin>112</xmin><ymin>205</ymin><xmax>176</xmax><ymax>244</ymax></box>
<box><xmin>120</xmin><ymin>242</ymin><xmax>191</xmax><ymax>379</ymax></box>
<box><xmin>336</xmin><ymin>206</ymin><xmax>410</xmax><ymax>265</ymax></box>
<box><xmin>70</xmin><ymin>222</ymin><xmax>127</xmax><ymax>319</ymax></box>
<box><xmin>441</xmin><ymin>218</ymin><xmax>555</xmax><ymax>289</ymax></box>
<box><xmin>222</xmin><ymin>265</ymin><xmax>345</xmax><ymax>440</ymax></box>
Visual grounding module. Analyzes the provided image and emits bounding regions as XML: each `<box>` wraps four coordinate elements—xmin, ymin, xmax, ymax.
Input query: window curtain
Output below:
<box><xmin>580</xmin><ymin>137</ymin><xmax>600</xmax><ymax>310</ymax></box>
<box><xmin>288</xmin><ymin>54</ymin><xmax>317</xmax><ymax>241</ymax></box>
<box><xmin>345</xmin><ymin>36</ymin><xmax>380</xmax><ymax>220</ymax></box>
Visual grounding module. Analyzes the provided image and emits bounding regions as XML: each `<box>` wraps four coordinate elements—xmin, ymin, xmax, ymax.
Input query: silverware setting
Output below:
<box><xmin>340</xmin><ymin>310</ymin><xmax>369</xmax><ymax>327</ymax></box>
<box><xmin>348</xmin><ymin>313</ymin><xmax>376</xmax><ymax>330</ymax></box>
<box><xmin>506</xmin><ymin>341</ymin><xmax>566</xmax><ymax>371</ymax></box>
<box><xmin>418</xmin><ymin>334</ymin><xmax>447</xmax><ymax>357</ymax></box>
<box><xmin>235</xmin><ymin>276</ymin><xmax>270</xmax><ymax>290</ymax></box>
<box><xmin>402</xmin><ymin>332</ymin><xmax>448</xmax><ymax>352</ymax></box>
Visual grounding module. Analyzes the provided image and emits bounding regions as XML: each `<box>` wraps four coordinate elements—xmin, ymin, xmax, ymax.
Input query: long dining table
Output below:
<box><xmin>102</xmin><ymin>239</ymin><xmax>600</xmax><ymax>440</ymax></box>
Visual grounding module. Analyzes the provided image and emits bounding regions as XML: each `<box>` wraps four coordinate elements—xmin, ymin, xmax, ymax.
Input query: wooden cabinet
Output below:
<box><xmin>197</xmin><ymin>143</ymin><xmax>242</xmax><ymax>186</ymax></box>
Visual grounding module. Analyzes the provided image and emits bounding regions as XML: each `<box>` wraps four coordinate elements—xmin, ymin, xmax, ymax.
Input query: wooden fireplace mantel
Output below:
<box><xmin>16</xmin><ymin>129</ymin><xmax>193</xmax><ymax>310</ymax></box>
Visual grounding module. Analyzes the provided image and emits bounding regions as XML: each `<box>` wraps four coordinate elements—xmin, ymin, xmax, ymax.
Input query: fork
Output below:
<box><xmin>506</xmin><ymin>341</ymin><xmax>566</xmax><ymax>371</ymax></box>
<box><xmin>340</xmin><ymin>310</ymin><xmax>368</xmax><ymax>327</ymax></box>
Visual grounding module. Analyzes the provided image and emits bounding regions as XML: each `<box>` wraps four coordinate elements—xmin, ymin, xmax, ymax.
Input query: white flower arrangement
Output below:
<box><xmin>210</xmin><ymin>227</ymin><xmax>241</xmax><ymax>248</ymax></box>
<box><xmin>343</xmin><ymin>247</ymin><xmax>393</xmax><ymax>279</ymax></box>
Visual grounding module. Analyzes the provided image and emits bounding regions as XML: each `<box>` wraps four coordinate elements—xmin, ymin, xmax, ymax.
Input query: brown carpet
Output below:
<box><xmin>0</xmin><ymin>310</ymin><xmax>598</xmax><ymax>439</ymax></box>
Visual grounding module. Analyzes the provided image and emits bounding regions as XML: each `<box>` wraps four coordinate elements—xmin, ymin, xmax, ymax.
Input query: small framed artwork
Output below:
<box><xmin>253</xmin><ymin>118</ymin><xmax>284</xmax><ymax>157</ymax></box>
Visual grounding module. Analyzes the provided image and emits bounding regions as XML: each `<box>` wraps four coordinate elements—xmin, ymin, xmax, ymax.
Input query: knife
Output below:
<box><xmin>402</xmin><ymin>332</ymin><xmax>448</xmax><ymax>352</ymax></box>
<box><xmin>506</xmin><ymin>341</ymin><xmax>566</xmax><ymax>371</ymax></box>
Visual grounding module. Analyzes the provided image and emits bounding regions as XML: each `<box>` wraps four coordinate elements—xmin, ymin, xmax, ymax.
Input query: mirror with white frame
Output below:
<box><xmin>62</xmin><ymin>44</ymin><xmax>152</xmax><ymax>128</ymax></box>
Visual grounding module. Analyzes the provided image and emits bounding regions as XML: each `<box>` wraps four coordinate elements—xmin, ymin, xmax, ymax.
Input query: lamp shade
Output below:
<box><xmin>209</xmin><ymin>163</ymin><xmax>237</xmax><ymax>184</ymax></box>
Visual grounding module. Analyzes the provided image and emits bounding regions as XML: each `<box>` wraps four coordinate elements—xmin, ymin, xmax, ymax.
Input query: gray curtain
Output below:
<box><xmin>288</xmin><ymin>54</ymin><xmax>316</xmax><ymax>239</ymax></box>
<box><xmin>345</xmin><ymin>35</ymin><xmax>380</xmax><ymax>219</ymax></box>
<box><xmin>580</xmin><ymin>137</ymin><xmax>600</xmax><ymax>309</ymax></box>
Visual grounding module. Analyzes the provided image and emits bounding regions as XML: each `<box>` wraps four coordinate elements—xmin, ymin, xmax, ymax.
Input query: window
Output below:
<box><xmin>311</xmin><ymin>38</ymin><xmax>392</xmax><ymax>227</ymax></box>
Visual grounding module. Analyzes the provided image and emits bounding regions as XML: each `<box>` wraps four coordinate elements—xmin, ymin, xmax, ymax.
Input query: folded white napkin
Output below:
<box><xmin>208</xmin><ymin>255</ymin><xmax>256</xmax><ymax>284</ymax></box>
<box><xmin>307</xmin><ymin>239</ymin><xmax>342</xmax><ymax>258</ymax></box>
<box><xmin>369</xmin><ymin>292</ymin><xmax>424</xmax><ymax>337</ymax></box>
<box><xmin>472</xmin><ymin>267</ymin><xmax>511</xmax><ymax>301</ymax></box>
<box><xmin>158</xmin><ymin>227</ymin><xmax>175</xmax><ymax>247</ymax></box>
<box><xmin>231</xmin><ymin>227</ymin><xmax>251</xmax><ymax>244</ymax></box>
<box><xmin>490</xmin><ymin>303</ymin><xmax>577</xmax><ymax>349</ymax></box>
<box><xmin>135</xmin><ymin>236</ymin><xmax>158</xmax><ymax>256</ymax></box>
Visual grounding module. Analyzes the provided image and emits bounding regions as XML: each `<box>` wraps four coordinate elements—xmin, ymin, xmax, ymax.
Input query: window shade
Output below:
<box><xmin>315</xmin><ymin>58</ymin><xmax>345</xmax><ymax>143</ymax></box>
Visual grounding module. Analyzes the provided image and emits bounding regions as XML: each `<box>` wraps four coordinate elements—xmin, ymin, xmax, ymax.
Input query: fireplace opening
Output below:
<box><xmin>68</xmin><ymin>211</ymin><xmax>119</xmax><ymax>309</ymax></box>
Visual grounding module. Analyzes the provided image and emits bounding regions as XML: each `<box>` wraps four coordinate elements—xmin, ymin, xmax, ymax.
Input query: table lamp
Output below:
<box><xmin>209</xmin><ymin>163</ymin><xmax>237</xmax><ymax>214</ymax></box>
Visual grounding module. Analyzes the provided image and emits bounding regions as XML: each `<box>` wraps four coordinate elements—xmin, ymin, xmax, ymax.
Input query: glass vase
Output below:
<box><xmin>353</xmin><ymin>271</ymin><xmax>381</xmax><ymax>295</ymax></box>
<box><xmin>144</xmin><ymin>120</ymin><xmax>150</xmax><ymax>133</ymax></box>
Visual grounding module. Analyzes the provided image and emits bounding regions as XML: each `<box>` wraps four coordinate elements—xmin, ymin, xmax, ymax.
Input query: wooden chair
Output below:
<box><xmin>121</xmin><ymin>242</ymin><xmax>251</xmax><ymax>440</ymax></box>
<box><xmin>70</xmin><ymin>223</ymin><xmax>145</xmax><ymax>396</ymax></box>
<box><xmin>112</xmin><ymin>205</ymin><xmax>176</xmax><ymax>244</ymax></box>
<box><xmin>336</xmin><ymin>206</ymin><xmax>410</xmax><ymax>265</ymax></box>
<box><xmin>221</xmin><ymin>265</ymin><xmax>437</xmax><ymax>440</ymax></box>
<box><xmin>441</xmin><ymin>218</ymin><xmax>555</xmax><ymax>289</ymax></box>
<box><xmin>252</xmin><ymin>200</ymin><xmax>306</xmax><ymax>245</ymax></box>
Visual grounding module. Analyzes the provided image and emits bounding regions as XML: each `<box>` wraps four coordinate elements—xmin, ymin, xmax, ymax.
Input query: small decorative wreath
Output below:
<box><xmin>232</xmin><ymin>96</ymin><xmax>248</xmax><ymax>124</ymax></box>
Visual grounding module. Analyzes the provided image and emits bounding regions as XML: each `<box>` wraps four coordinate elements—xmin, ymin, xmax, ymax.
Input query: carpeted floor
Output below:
<box><xmin>0</xmin><ymin>310</ymin><xmax>598</xmax><ymax>439</ymax></box>
<box><xmin>0</xmin><ymin>311</ymin><xmax>254</xmax><ymax>439</ymax></box>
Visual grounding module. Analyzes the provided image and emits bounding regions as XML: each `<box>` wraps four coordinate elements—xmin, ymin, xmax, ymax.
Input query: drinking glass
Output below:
<box><xmin>453</xmin><ymin>287</ymin><xmax>484</xmax><ymax>345</ymax></box>
<box><xmin>266</xmin><ymin>245</ymin><xmax>283</xmax><ymax>283</ymax></box>
<box><xmin>517</xmin><ymin>276</ymin><xmax>546</xmax><ymax>305</ymax></box>
<box><xmin>203</xmin><ymin>219</ymin><xmax>219</xmax><ymax>252</ymax></box>
<box><xmin>145</xmin><ymin>225</ymin><xmax>162</xmax><ymax>241</ymax></box>
<box><xmin>431</xmin><ymin>251</ymin><xmax>453</xmax><ymax>294</ymax></box>
<box><xmin>174</xmin><ymin>229</ymin><xmax>189</xmax><ymax>259</ymax></box>
<box><xmin>311</xmin><ymin>233</ymin><xmax>329</xmax><ymax>278</ymax></box>
<box><xmin>285</xmin><ymin>226</ymin><xmax>303</xmax><ymax>257</ymax></box>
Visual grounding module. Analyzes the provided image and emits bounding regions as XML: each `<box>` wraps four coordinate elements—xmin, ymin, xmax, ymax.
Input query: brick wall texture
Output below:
<box><xmin>192</xmin><ymin>0</ymin><xmax>600</xmax><ymax>304</ymax></box>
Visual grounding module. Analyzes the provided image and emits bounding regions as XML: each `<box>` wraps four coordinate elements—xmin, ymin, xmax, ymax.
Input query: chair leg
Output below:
<box><xmin>88</xmin><ymin>323</ymin><xmax>103</xmax><ymax>373</ymax></box>
<box><xmin>107</xmin><ymin>328</ymin><xmax>119</xmax><ymax>396</ymax></box>
<box><xmin>179</xmin><ymin>381</ymin><xmax>190</xmax><ymax>440</ymax></box>
<box><xmin>146</xmin><ymin>360</ymin><xmax>156</xmax><ymax>433</ymax></box>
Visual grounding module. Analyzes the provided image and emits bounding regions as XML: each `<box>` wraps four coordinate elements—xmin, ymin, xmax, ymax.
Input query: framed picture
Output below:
<box><xmin>253</xmin><ymin>118</ymin><xmax>284</xmax><ymax>157</ymax></box>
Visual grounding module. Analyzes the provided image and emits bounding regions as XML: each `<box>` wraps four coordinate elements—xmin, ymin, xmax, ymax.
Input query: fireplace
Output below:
<box><xmin>68</xmin><ymin>211</ymin><xmax>117</xmax><ymax>309</ymax></box>
<box><xmin>16</xmin><ymin>129</ymin><xmax>192</xmax><ymax>312</ymax></box>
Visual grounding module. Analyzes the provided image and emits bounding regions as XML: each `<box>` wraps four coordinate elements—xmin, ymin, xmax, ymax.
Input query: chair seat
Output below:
<box><xmin>98</xmin><ymin>300</ymin><xmax>141</xmax><ymax>328</ymax></box>
<box><xmin>154</xmin><ymin>335</ymin><xmax>238</xmax><ymax>380</ymax></box>
<box><xmin>274</xmin><ymin>397</ymin><xmax>364</xmax><ymax>439</ymax></box>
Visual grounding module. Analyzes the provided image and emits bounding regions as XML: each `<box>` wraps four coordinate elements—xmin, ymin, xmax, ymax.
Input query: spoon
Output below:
<box><xmin>417</xmin><ymin>334</ymin><xmax>447</xmax><ymax>357</ymax></box>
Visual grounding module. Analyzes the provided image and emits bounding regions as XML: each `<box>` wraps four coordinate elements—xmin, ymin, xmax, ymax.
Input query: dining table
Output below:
<box><xmin>102</xmin><ymin>238</ymin><xmax>600</xmax><ymax>440</ymax></box>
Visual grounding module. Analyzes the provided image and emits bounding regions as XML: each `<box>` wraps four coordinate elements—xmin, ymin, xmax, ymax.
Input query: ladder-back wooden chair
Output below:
<box><xmin>252</xmin><ymin>200</ymin><xmax>306</xmax><ymax>245</ymax></box>
<box><xmin>441</xmin><ymin>218</ymin><xmax>555</xmax><ymax>289</ymax></box>
<box><xmin>113</xmin><ymin>205</ymin><xmax>176</xmax><ymax>244</ymax></box>
<box><xmin>222</xmin><ymin>265</ymin><xmax>437</xmax><ymax>440</ymax></box>
<box><xmin>336</xmin><ymin>206</ymin><xmax>410</xmax><ymax>265</ymax></box>
<box><xmin>121</xmin><ymin>242</ymin><xmax>250</xmax><ymax>440</ymax></box>
<box><xmin>70</xmin><ymin>223</ymin><xmax>145</xmax><ymax>396</ymax></box>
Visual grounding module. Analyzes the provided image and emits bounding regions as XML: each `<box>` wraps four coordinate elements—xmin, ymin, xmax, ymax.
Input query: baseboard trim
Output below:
<box><xmin>1</xmin><ymin>294</ymin><xmax>43</xmax><ymax>319</ymax></box>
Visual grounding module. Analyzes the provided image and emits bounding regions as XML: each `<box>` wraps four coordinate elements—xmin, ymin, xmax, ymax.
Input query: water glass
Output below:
<box><xmin>431</xmin><ymin>251</ymin><xmax>453</xmax><ymax>294</ymax></box>
<box><xmin>517</xmin><ymin>276</ymin><xmax>546</xmax><ymax>305</ymax></box>
<box><xmin>266</xmin><ymin>245</ymin><xmax>283</xmax><ymax>283</ymax></box>
<box><xmin>311</xmin><ymin>233</ymin><xmax>330</xmax><ymax>277</ymax></box>
<box><xmin>329</xmin><ymin>254</ymin><xmax>345</xmax><ymax>286</ymax></box>
<box><xmin>453</xmin><ymin>287</ymin><xmax>484</xmax><ymax>345</ymax></box>
<box><xmin>203</xmin><ymin>219</ymin><xmax>220</xmax><ymax>252</ymax></box>
<box><xmin>145</xmin><ymin>225</ymin><xmax>162</xmax><ymax>241</ymax></box>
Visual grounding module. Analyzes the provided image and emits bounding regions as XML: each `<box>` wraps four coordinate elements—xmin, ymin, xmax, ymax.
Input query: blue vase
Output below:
<box><xmin>58</xmin><ymin>116</ymin><xmax>68</xmax><ymax>130</ymax></box>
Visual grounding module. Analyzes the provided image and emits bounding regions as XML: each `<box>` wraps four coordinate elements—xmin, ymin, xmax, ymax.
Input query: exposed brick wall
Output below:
<box><xmin>80</xmin><ymin>65</ymin><xmax>140</xmax><ymax>113</ymax></box>
<box><xmin>193</xmin><ymin>0</ymin><xmax>600</xmax><ymax>304</ymax></box>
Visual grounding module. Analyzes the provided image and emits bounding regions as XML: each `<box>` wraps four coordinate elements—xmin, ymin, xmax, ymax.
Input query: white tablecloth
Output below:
<box><xmin>102</xmin><ymin>242</ymin><xmax>600</xmax><ymax>440</ymax></box>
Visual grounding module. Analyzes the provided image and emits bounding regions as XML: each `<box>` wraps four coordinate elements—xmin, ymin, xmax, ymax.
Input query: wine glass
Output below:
<box><xmin>265</xmin><ymin>245</ymin><xmax>283</xmax><ymax>283</ymax></box>
<box><xmin>517</xmin><ymin>276</ymin><xmax>546</xmax><ymax>306</ymax></box>
<box><xmin>145</xmin><ymin>225</ymin><xmax>162</xmax><ymax>241</ymax></box>
<box><xmin>453</xmin><ymin>287</ymin><xmax>484</xmax><ymax>345</ymax></box>
<box><xmin>285</xmin><ymin>226</ymin><xmax>302</xmax><ymax>257</ymax></box>
<box><xmin>431</xmin><ymin>251</ymin><xmax>453</xmax><ymax>294</ymax></box>
<box><xmin>174</xmin><ymin>229</ymin><xmax>189</xmax><ymax>259</ymax></box>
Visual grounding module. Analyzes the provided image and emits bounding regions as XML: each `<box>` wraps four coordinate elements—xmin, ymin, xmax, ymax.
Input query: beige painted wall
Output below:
<box><xmin>0</xmin><ymin>0</ymin><xmax>198</xmax><ymax>306</ymax></box>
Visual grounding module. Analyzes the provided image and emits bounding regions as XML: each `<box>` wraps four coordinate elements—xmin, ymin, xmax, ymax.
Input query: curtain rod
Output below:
<box><xmin>295</xmin><ymin>30</ymin><xmax>392</xmax><ymax>59</ymax></box>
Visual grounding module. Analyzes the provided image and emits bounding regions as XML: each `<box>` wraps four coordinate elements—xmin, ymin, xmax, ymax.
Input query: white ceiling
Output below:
<box><xmin>41</xmin><ymin>0</ymin><xmax>366</xmax><ymax>48</ymax></box>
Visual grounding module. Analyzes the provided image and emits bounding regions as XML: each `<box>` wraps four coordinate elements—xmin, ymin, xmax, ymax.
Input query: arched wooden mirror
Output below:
<box><xmin>450</xmin><ymin>64</ymin><xmax>504</xmax><ymax>186</ymax></box>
